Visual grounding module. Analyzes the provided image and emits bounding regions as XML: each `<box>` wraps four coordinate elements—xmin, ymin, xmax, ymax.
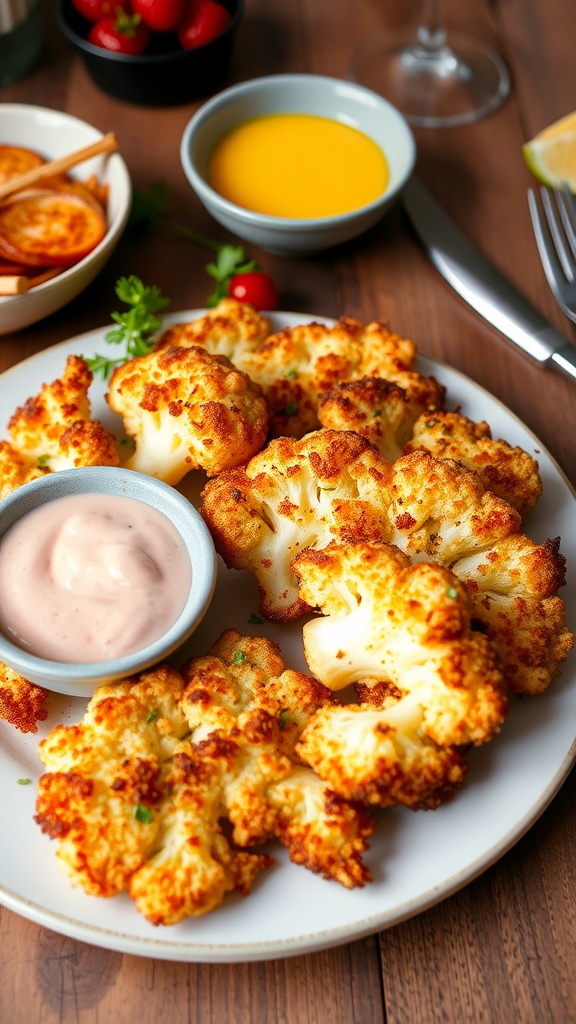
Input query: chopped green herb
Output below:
<box><xmin>286</xmin><ymin>369</ymin><xmax>299</xmax><ymax>380</ymax></box>
<box><xmin>232</xmin><ymin>650</ymin><xmax>247</xmax><ymax>665</ymax></box>
<box><xmin>278</xmin><ymin>709</ymin><xmax>291</xmax><ymax>731</ymax></box>
<box><xmin>134</xmin><ymin>803</ymin><xmax>153</xmax><ymax>824</ymax></box>
<box><xmin>84</xmin><ymin>275</ymin><xmax>169</xmax><ymax>380</ymax></box>
<box><xmin>447</xmin><ymin>586</ymin><xmax>459</xmax><ymax>600</ymax></box>
<box><xmin>146</xmin><ymin>710</ymin><xmax>159</xmax><ymax>723</ymax></box>
<box><xmin>248</xmin><ymin>612</ymin><xmax>264</xmax><ymax>625</ymax></box>
<box><xmin>37</xmin><ymin>454</ymin><xmax>50</xmax><ymax>468</ymax></box>
<box><xmin>284</xmin><ymin>402</ymin><xmax>299</xmax><ymax>416</ymax></box>
<box><xmin>369</xmin><ymin>409</ymin><xmax>382</xmax><ymax>418</ymax></box>
<box><xmin>16</xmin><ymin>778</ymin><xmax>31</xmax><ymax>785</ymax></box>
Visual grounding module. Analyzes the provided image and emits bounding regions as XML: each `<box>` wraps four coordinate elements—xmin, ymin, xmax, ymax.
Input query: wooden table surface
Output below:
<box><xmin>1</xmin><ymin>1</ymin><xmax>575</xmax><ymax>1021</ymax></box>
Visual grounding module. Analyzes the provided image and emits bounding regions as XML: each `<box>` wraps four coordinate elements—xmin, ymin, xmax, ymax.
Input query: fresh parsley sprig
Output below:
<box><xmin>84</xmin><ymin>275</ymin><xmax>169</xmax><ymax>380</ymax></box>
<box><xmin>129</xmin><ymin>182</ymin><xmax>259</xmax><ymax>307</ymax></box>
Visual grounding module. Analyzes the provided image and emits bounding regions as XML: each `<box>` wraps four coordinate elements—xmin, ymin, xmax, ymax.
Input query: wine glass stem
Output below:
<box><xmin>415</xmin><ymin>0</ymin><xmax>447</xmax><ymax>53</ymax></box>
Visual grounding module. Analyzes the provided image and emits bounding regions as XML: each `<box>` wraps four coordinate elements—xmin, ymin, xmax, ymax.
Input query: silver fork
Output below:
<box><xmin>528</xmin><ymin>182</ymin><xmax>576</xmax><ymax>324</ymax></box>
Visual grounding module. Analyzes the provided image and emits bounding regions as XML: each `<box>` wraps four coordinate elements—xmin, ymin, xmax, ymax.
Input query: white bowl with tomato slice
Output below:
<box><xmin>0</xmin><ymin>104</ymin><xmax>131</xmax><ymax>335</ymax></box>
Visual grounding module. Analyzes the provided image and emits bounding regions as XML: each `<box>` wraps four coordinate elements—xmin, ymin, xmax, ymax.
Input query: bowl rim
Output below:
<box><xmin>0</xmin><ymin>103</ymin><xmax>132</xmax><ymax>308</ymax></box>
<box><xmin>58</xmin><ymin>0</ymin><xmax>243</xmax><ymax>66</ymax></box>
<box><xmin>180</xmin><ymin>72</ymin><xmax>416</xmax><ymax>231</ymax></box>
<box><xmin>0</xmin><ymin>467</ymin><xmax>217</xmax><ymax>683</ymax></box>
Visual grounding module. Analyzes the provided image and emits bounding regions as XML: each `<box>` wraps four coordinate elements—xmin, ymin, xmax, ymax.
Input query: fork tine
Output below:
<box><xmin>556</xmin><ymin>181</ymin><xmax>576</xmax><ymax>263</ymax></box>
<box><xmin>541</xmin><ymin>186</ymin><xmax>575</xmax><ymax>282</ymax></box>
<box><xmin>528</xmin><ymin>187</ymin><xmax>567</xmax><ymax>302</ymax></box>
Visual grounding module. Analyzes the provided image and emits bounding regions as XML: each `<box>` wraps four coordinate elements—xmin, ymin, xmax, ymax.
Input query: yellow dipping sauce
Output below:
<box><xmin>207</xmin><ymin>113</ymin><xmax>389</xmax><ymax>219</ymax></box>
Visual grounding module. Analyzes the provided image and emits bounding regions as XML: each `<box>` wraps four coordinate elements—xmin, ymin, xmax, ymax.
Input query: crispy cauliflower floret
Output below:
<box><xmin>237</xmin><ymin>316</ymin><xmax>417</xmax><ymax>438</ymax></box>
<box><xmin>296</xmin><ymin>700</ymin><xmax>469</xmax><ymax>810</ymax></box>
<box><xmin>0</xmin><ymin>438</ymin><xmax>47</xmax><ymax>498</ymax></box>
<box><xmin>293</xmin><ymin>541</ymin><xmax>508</xmax><ymax>746</ymax></box>
<box><xmin>181</xmin><ymin>630</ymin><xmax>374</xmax><ymax>888</ymax></box>
<box><xmin>404</xmin><ymin>410</ymin><xmax>542</xmax><ymax>512</ymax></box>
<box><xmin>386</xmin><ymin>451</ymin><xmax>571</xmax><ymax>693</ymax></box>
<box><xmin>318</xmin><ymin>375</ymin><xmax>445</xmax><ymax>463</ymax></box>
<box><xmin>0</xmin><ymin>661</ymin><xmax>48</xmax><ymax>733</ymax></box>
<box><xmin>154</xmin><ymin>298</ymin><xmax>272</xmax><ymax>360</ymax></box>
<box><xmin>7</xmin><ymin>355</ymin><xmax>119</xmax><ymax>471</ymax></box>
<box><xmin>200</xmin><ymin>430</ymin><xmax>393</xmax><ymax>621</ymax></box>
<box><xmin>35</xmin><ymin>663</ymin><xmax>271</xmax><ymax>923</ymax></box>
<box><xmin>107</xmin><ymin>344</ymin><xmax>269</xmax><ymax>485</ymax></box>
<box><xmin>453</xmin><ymin>535</ymin><xmax>572</xmax><ymax>695</ymax></box>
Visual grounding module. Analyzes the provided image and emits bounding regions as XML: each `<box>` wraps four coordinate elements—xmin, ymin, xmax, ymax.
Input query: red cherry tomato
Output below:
<box><xmin>229</xmin><ymin>272</ymin><xmax>279</xmax><ymax>311</ymax></box>
<box><xmin>70</xmin><ymin>0</ymin><xmax>128</xmax><ymax>22</ymax></box>
<box><xmin>132</xmin><ymin>0</ymin><xmax>185</xmax><ymax>32</ymax></box>
<box><xmin>177</xmin><ymin>0</ymin><xmax>232</xmax><ymax>49</ymax></box>
<box><xmin>87</xmin><ymin>13</ymin><xmax>151</xmax><ymax>54</ymax></box>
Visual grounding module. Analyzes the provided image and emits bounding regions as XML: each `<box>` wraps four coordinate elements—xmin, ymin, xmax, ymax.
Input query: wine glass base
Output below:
<box><xmin>349</xmin><ymin>30</ymin><xmax>511</xmax><ymax>128</ymax></box>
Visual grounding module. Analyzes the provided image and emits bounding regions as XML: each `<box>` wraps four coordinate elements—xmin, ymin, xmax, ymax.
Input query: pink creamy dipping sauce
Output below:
<box><xmin>0</xmin><ymin>492</ymin><xmax>192</xmax><ymax>664</ymax></box>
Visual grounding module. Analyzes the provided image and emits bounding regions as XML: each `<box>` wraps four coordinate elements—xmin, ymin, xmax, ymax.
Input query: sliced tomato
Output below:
<box><xmin>0</xmin><ymin>192</ymin><xmax>108</xmax><ymax>267</ymax></box>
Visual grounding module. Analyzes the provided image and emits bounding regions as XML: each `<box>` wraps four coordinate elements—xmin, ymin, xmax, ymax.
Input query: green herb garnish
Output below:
<box><xmin>286</xmin><ymin>369</ymin><xmax>299</xmax><ymax>380</ymax></box>
<box><xmin>278</xmin><ymin>709</ymin><xmax>291</xmax><ymax>731</ymax></box>
<box><xmin>134</xmin><ymin>804</ymin><xmax>153</xmax><ymax>824</ymax></box>
<box><xmin>146</xmin><ymin>710</ymin><xmax>159</xmax><ymax>723</ymax></box>
<box><xmin>447</xmin><ymin>586</ymin><xmax>459</xmax><ymax>600</ymax></box>
<box><xmin>284</xmin><ymin>402</ymin><xmax>299</xmax><ymax>416</ymax></box>
<box><xmin>232</xmin><ymin>650</ymin><xmax>247</xmax><ymax>665</ymax></box>
<box><xmin>248</xmin><ymin>612</ymin><xmax>264</xmax><ymax>624</ymax></box>
<box><xmin>84</xmin><ymin>275</ymin><xmax>169</xmax><ymax>379</ymax></box>
<box><xmin>37</xmin><ymin>454</ymin><xmax>50</xmax><ymax>467</ymax></box>
<box><xmin>16</xmin><ymin>778</ymin><xmax>31</xmax><ymax>785</ymax></box>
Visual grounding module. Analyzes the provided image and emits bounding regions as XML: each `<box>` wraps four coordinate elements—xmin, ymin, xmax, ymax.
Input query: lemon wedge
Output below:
<box><xmin>523</xmin><ymin>111</ymin><xmax>576</xmax><ymax>190</ymax></box>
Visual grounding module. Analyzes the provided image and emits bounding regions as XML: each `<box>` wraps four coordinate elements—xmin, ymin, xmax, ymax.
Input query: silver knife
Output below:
<box><xmin>402</xmin><ymin>177</ymin><xmax>576</xmax><ymax>382</ymax></box>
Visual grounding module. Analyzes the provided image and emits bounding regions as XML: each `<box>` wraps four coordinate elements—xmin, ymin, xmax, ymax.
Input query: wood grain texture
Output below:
<box><xmin>0</xmin><ymin>1</ymin><xmax>575</xmax><ymax>1021</ymax></box>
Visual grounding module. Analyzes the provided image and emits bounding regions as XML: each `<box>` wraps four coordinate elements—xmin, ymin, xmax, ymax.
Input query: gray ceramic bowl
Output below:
<box><xmin>0</xmin><ymin>467</ymin><xmax>217</xmax><ymax>697</ymax></box>
<box><xmin>180</xmin><ymin>73</ymin><xmax>416</xmax><ymax>256</ymax></box>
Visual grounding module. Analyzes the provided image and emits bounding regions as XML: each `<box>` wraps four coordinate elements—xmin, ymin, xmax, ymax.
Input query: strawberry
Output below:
<box><xmin>87</xmin><ymin>11</ymin><xmax>151</xmax><ymax>54</ymax></box>
<box><xmin>177</xmin><ymin>0</ymin><xmax>231</xmax><ymax>49</ymax></box>
<box><xmin>132</xmin><ymin>0</ymin><xmax>185</xmax><ymax>33</ymax></box>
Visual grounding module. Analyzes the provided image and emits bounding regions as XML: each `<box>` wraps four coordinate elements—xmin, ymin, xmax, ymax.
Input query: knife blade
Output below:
<box><xmin>402</xmin><ymin>177</ymin><xmax>576</xmax><ymax>382</ymax></box>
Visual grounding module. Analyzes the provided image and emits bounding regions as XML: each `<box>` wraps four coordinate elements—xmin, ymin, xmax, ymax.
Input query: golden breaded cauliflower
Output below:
<box><xmin>386</xmin><ymin>451</ymin><xmax>571</xmax><ymax>693</ymax></box>
<box><xmin>0</xmin><ymin>438</ymin><xmax>47</xmax><ymax>499</ymax></box>
<box><xmin>7</xmin><ymin>355</ymin><xmax>120</xmax><ymax>472</ymax></box>
<box><xmin>318</xmin><ymin>375</ymin><xmax>445</xmax><ymax>463</ymax></box>
<box><xmin>107</xmin><ymin>344</ymin><xmax>269</xmax><ymax>485</ymax></box>
<box><xmin>35</xmin><ymin>640</ymin><xmax>374</xmax><ymax>924</ymax></box>
<box><xmin>154</xmin><ymin>298</ymin><xmax>272</xmax><ymax>361</ymax></box>
<box><xmin>293</xmin><ymin>542</ymin><xmax>507</xmax><ymax>809</ymax></box>
<box><xmin>0</xmin><ymin>661</ymin><xmax>48</xmax><ymax>733</ymax></box>
<box><xmin>35</xmin><ymin>663</ymin><xmax>271</xmax><ymax>924</ymax></box>
<box><xmin>404</xmin><ymin>410</ymin><xmax>542</xmax><ymax>512</ymax></box>
<box><xmin>200</xmin><ymin>430</ymin><xmax>393</xmax><ymax>621</ymax></box>
<box><xmin>181</xmin><ymin>630</ymin><xmax>374</xmax><ymax>888</ymax></box>
<box><xmin>237</xmin><ymin>316</ymin><xmax>418</xmax><ymax>438</ymax></box>
<box><xmin>293</xmin><ymin>541</ymin><xmax>508</xmax><ymax>745</ymax></box>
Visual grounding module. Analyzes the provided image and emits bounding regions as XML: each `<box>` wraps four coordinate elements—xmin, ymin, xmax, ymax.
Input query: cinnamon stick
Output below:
<box><xmin>0</xmin><ymin>133</ymin><xmax>118</xmax><ymax>202</ymax></box>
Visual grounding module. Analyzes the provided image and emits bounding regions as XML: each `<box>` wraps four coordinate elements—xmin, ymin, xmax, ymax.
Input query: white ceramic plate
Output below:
<box><xmin>0</xmin><ymin>311</ymin><xmax>575</xmax><ymax>963</ymax></box>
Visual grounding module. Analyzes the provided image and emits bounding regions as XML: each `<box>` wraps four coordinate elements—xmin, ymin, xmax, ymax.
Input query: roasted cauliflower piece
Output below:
<box><xmin>0</xmin><ymin>438</ymin><xmax>47</xmax><ymax>499</ymax></box>
<box><xmin>200</xmin><ymin>430</ymin><xmax>392</xmax><ymax>621</ymax></box>
<box><xmin>0</xmin><ymin>661</ymin><xmax>48</xmax><ymax>733</ymax></box>
<box><xmin>35</xmin><ymin>638</ymin><xmax>374</xmax><ymax>924</ymax></box>
<box><xmin>296</xmin><ymin>701</ymin><xmax>469</xmax><ymax>810</ymax></box>
<box><xmin>154</xmin><ymin>298</ymin><xmax>272</xmax><ymax>361</ymax></box>
<box><xmin>7</xmin><ymin>355</ymin><xmax>119</xmax><ymax>472</ymax></box>
<box><xmin>386</xmin><ymin>451</ymin><xmax>571</xmax><ymax>694</ymax></box>
<box><xmin>236</xmin><ymin>316</ymin><xmax>417</xmax><ymax>438</ymax></box>
<box><xmin>293</xmin><ymin>541</ymin><xmax>508</xmax><ymax>809</ymax></box>
<box><xmin>107</xmin><ymin>344</ymin><xmax>269</xmax><ymax>485</ymax></box>
<box><xmin>181</xmin><ymin>630</ymin><xmax>374</xmax><ymax>889</ymax></box>
<box><xmin>453</xmin><ymin>534</ymin><xmax>572</xmax><ymax>695</ymax></box>
<box><xmin>318</xmin><ymin>375</ymin><xmax>445</xmax><ymax>463</ymax></box>
<box><xmin>404</xmin><ymin>410</ymin><xmax>542</xmax><ymax>512</ymax></box>
<box><xmin>293</xmin><ymin>541</ymin><xmax>508</xmax><ymax>745</ymax></box>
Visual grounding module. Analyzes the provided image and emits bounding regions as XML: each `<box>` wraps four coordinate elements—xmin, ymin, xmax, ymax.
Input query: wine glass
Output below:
<box><xmin>348</xmin><ymin>0</ymin><xmax>510</xmax><ymax>128</ymax></box>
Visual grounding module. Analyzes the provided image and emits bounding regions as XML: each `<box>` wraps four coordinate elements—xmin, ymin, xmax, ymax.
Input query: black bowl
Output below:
<box><xmin>58</xmin><ymin>0</ymin><xmax>243</xmax><ymax>107</ymax></box>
